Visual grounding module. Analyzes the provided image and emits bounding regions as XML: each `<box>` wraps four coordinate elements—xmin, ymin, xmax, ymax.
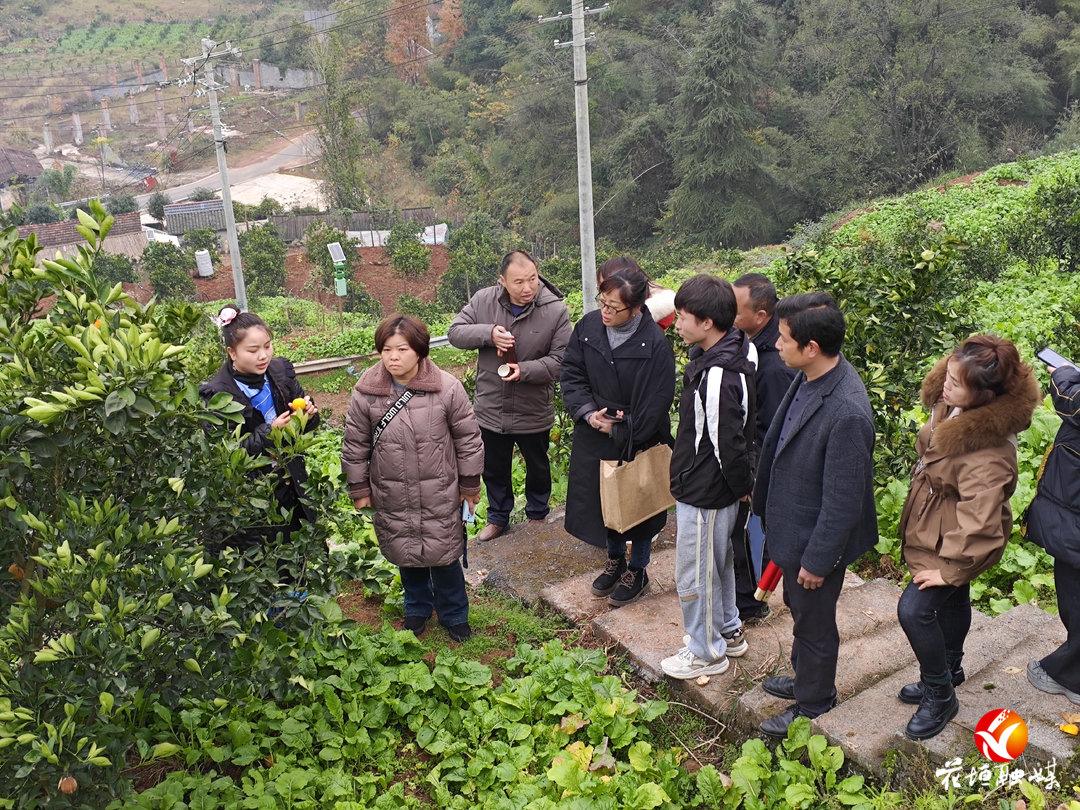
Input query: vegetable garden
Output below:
<box><xmin>4</xmin><ymin>146</ymin><xmax>1080</xmax><ymax>808</ymax></box>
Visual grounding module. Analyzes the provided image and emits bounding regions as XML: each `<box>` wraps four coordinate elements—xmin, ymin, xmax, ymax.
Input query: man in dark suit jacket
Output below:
<box><xmin>752</xmin><ymin>292</ymin><xmax>878</xmax><ymax>736</ymax></box>
<box><xmin>731</xmin><ymin>273</ymin><xmax>798</xmax><ymax>621</ymax></box>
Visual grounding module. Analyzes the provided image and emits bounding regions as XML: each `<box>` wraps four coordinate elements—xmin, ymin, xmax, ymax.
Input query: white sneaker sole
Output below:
<box><xmin>661</xmin><ymin>655</ymin><xmax>730</xmax><ymax>680</ymax></box>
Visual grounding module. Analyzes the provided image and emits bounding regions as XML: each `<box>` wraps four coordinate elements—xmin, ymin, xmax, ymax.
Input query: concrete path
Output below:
<box><xmin>468</xmin><ymin>514</ymin><xmax>1080</xmax><ymax>779</ymax></box>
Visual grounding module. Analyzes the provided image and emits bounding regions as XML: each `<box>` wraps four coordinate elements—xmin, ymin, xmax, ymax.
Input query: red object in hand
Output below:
<box><xmin>754</xmin><ymin>561</ymin><xmax>782</xmax><ymax>601</ymax></box>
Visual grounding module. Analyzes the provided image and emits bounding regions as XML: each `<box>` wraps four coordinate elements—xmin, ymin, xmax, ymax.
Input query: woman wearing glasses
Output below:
<box><xmin>561</xmin><ymin>266</ymin><xmax>676</xmax><ymax>606</ymax></box>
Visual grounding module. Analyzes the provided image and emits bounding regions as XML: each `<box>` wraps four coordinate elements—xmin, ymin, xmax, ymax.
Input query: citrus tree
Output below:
<box><xmin>0</xmin><ymin>203</ymin><xmax>348</xmax><ymax>808</ymax></box>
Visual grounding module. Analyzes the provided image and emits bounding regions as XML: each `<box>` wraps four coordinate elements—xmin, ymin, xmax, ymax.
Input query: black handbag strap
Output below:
<box><xmin>371</xmin><ymin>389</ymin><xmax>414</xmax><ymax>447</ymax></box>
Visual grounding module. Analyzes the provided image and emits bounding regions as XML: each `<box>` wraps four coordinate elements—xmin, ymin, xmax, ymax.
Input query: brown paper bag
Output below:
<box><xmin>600</xmin><ymin>443</ymin><xmax>675</xmax><ymax>533</ymax></box>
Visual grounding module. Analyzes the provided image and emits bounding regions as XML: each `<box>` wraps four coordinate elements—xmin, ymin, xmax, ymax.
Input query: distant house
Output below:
<box><xmin>0</xmin><ymin>147</ymin><xmax>44</xmax><ymax>188</ymax></box>
<box><xmin>0</xmin><ymin>147</ymin><xmax>44</xmax><ymax>210</ymax></box>
<box><xmin>163</xmin><ymin>199</ymin><xmax>228</xmax><ymax>235</ymax></box>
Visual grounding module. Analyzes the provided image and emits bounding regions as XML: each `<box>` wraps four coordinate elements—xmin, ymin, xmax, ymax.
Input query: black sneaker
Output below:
<box><xmin>446</xmin><ymin>622</ymin><xmax>473</xmax><ymax>642</ymax></box>
<box><xmin>403</xmin><ymin>615</ymin><xmax>428</xmax><ymax>637</ymax></box>
<box><xmin>608</xmin><ymin>567</ymin><xmax>649</xmax><ymax>607</ymax></box>
<box><xmin>592</xmin><ymin>556</ymin><xmax>627</xmax><ymax>596</ymax></box>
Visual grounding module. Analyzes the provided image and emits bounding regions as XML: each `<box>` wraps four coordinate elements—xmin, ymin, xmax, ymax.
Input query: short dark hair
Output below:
<box><xmin>219</xmin><ymin>304</ymin><xmax>272</xmax><ymax>349</ymax></box>
<box><xmin>950</xmin><ymin>334</ymin><xmax>1027</xmax><ymax>409</ymax></box>
<box><xmin>673</xmin><ymin>274</ymin><xmax>736</xmax><ymax>331</ymax></box>
<box><xmin>733</xmin><ymin>273</ymin><xmax>779</xmax><ymax>317</ymax></box>
<box><xmin>374</xmin><ymin>314</ymin><xmax>430</xmax><ymax>360</ymax></box>
<box><xmin>775</xmin><ymin>292</ymin><xmax>845</xmax><ymax>356</ymax></box>
<box><xmin>500</xmin><ymin>250</ymin><xmax>537</xmax><ymax>276</ymax></box>
<box><xmin>598</xmin><ymin>267</ymin><xmax>649</xmax><ymax>311</ymax></box>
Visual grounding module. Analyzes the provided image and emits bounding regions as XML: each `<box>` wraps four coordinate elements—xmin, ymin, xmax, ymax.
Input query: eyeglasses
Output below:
<box><xmin>595</xmin><ymin>295</ymin><xmax>629</xmax><ymax>315</ymax></box>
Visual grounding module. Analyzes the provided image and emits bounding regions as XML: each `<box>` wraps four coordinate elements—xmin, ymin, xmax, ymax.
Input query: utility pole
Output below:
<box><xmin>181</xmin><ymin>38</ymin><xmax>248</xmax><ymax>311</ymax></box>
<box><xmin>540</xmin><ymin>2</ymin><xmax>609</xmax><ymax>313</ymax></box>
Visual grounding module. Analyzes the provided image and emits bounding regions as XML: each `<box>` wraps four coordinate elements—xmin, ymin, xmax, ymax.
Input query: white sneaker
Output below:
<box><xmin>661</xmin><ymin>646</ymin><xmax>729</xmax><ymax>679</ymax></box>
<box><xmin>682</xmin><ymin>633</ymin><xmax>747</xmax><ymax>659</ymax></box>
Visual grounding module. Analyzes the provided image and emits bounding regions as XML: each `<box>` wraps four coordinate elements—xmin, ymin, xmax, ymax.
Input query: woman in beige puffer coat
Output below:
<box><xmin>342</xmin><ymin>316</ymin><xmax>484</xmax><ymax>642</ymax></box>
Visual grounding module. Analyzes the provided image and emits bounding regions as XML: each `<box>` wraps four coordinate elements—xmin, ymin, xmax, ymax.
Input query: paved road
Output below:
<box><xmin>135</xmin><ymin>132</ymin><xmax>320</xmax><ymax>206</ymax></box>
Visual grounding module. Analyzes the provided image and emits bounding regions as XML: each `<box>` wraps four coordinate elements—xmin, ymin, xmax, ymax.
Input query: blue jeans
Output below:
<box><xmin>897</xmin><ymin>579</ymin><xmax>971</xmax><ymax>682</ymax></box>
<box><xmin>607</xmin><ymin>532</ymin><xmax>653</xmax><ymax>569</ymax></box>
<box><xmin>675</xmin><ymin>502</ymin><xmax>742</xmax><ymax>660</ymax></box>
<box><xmin>399</xmin><ymin>562</ymin><xmax>469</xmax><ymax>627</ymax></box>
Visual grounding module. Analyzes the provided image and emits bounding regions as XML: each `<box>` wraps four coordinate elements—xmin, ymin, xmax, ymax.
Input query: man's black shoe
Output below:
<box><xmin>740</xmin><ymin>605</ymin><xmax>773</xmax><ymax>624</ymax></box>
<box><xmin>608</xmin><ymin>567</ymin><xmax>649</xmax><ymax>607</ymax></box>
<box><xmin>905</xmin><ymin>680</ymin><xmax>958</xmax><ymax>740</ymax></box>
<box><xmin>898</xmin><ymin>662</ymin><xmax>964</xmax><ymax>705</ymax></box>
<box><xmin>592</xmin><ymin>556</ymin><xmax>627</xmax><ymax>596</ymax></box>
<box><xmin>760</xmin><ymin>704</ymin><xmax>812</xmax><ymax>737</ymax></box>
<box><xmin>762</xmin><ymin>675</ymin><xmax>795</xmax><ymax>700</ymax></box>
<box><xmin>403</xmin><ymin>615</ymin><xmax>428</xmax><ymax>637</ymax></box>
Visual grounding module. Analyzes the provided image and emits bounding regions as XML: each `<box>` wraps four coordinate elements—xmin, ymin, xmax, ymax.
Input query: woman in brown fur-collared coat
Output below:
<box><xmin>896</xmin><ymin>335</ymin><xmax>1041</xmax><ymax>740</ymax></box>
<box><xmin>342</xmin><ymin>316</ymin><xmax>484</xmax><ymax>642</ymax></box>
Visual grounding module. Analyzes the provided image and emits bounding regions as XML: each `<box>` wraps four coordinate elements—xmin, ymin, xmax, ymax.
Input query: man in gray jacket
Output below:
<box><xmin>752</xmin><ymin>292</ymin><xmax>877</xmax><ymax>736</ymax></box>
<box><xmin>448</xmin><ymin>250</ymin><xmax>572</xmax><ymax>541</ymax></box>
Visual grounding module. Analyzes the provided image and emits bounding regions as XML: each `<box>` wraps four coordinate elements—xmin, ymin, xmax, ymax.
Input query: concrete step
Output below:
<box><xmin>589</xmin><ymin>572</ymin><xmax>884</xmax><ymax>724</ymax></box>
<box><xmin>734</xmin><ymin>577</ymin><xmax>905</xmax><ymax>734</ymax></box>
<box><xmin>904</xmin><ymin>606</ymin><xmax>1075</xmax><ymax>776</ymax></box>
<box><xmin>804</xmin><ymin>603</ymin><xmax>1068</xmax><ymax>779</ymax></box>
<box><xmin>539</xmin><ymin>544</ymin><xmax>679</xmax><ymax>624</ymax></box>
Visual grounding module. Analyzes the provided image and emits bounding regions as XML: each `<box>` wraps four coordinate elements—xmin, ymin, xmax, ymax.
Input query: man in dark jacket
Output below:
<box><xmin>661</xmin><ymin>275</ymin><xmax>757</xmax><ymax>680</ymax></box>
<box><xmin>752</xmin><ymin>292</ymin><xmax>877</xmax><ymax>736</ymax></box>
<box><xmin>1025</xmin><ymin>360</ymin><xmax>1080</xmax><ymax>705</ymax></box>
<box><xmin>447</xmin><ymin>251</ymin><xmax>572</xmax><ymax>541</ymax></box>
<box><xmin>731</xmin><ymin>274</ymin><xmax>798</xmax><ymax>621</ymax></box>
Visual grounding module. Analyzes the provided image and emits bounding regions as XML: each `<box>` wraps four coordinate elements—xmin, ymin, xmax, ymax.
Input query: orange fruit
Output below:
<box><xmin>93</xmin><ymin>319</ymin><xmax>102</xmax><ymax>328</ymax></box>
<box><xmin>8</xmin><ymin>563</ymin><xmax>23</xmax><ymax>581</ymax></box>
<box><xmin>58</xmin><ymin>776</ymin><xmax>77</xmax><ymax>795</ymax></box>
<box><xmin>291</xmin><ymin>398</ymin><xmax>308</xmax><ymax>412</ymax></box>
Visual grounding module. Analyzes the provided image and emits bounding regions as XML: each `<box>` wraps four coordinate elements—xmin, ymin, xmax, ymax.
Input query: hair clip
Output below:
<box><xmin>212</xmin><ymin>307</ymin><xmax>239</xmax><ymax>327</ymax></box>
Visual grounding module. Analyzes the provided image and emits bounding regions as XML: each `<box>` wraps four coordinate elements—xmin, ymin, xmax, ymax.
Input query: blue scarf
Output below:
<box><xmin>235</xmin><ymin>377</ymin><xmax>277</xmax><ymax>424</ymax></box>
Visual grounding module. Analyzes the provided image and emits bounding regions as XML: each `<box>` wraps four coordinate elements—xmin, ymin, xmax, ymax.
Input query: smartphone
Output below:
<box><xmin>604</xmin><ymin>407</ymin><xmax>624</xmax><ymax>421</ymax></box>
<box><xmin>1037</xmin><ymin>347</ymin><xmax>1073</xmax><ymax>369</ymax></box>
<box><xmin>461</xmin><ymin>500</ymin><xmax>476</xmax><ymax>523</ymax></box>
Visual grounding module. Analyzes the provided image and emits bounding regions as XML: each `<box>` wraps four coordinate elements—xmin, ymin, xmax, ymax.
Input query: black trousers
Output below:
<box><xmin>1041</xmin><ymin>559</ymin><xmax>1080</xmax><ymax>692</ymax></box>
<box><xmin>897</xmin><ymin>579</ymin><xmax>971</xmax><ymax>682</ymax></box>
<box><xmin>782</xmin><ymin>564</ymin><xmax>846</xmax><ymax>716</ymax></box>
<box><xmin>731</xmin><ymin>500</ymin><xmax>772</xmax><ymax>617</ymax></box>
<box><xmin>480</xmin><ymin>427</ymin><xmax>551</xmax><ymax>526</ymax></box>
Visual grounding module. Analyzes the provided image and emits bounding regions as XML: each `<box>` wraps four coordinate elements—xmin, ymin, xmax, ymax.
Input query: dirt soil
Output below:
<box><xmin>189</xmin><ymin>245</ymin><xmax>449</xmax><ymax>313</ymax></box>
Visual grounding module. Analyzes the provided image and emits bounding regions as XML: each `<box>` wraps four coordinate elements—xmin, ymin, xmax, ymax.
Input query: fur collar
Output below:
<box><xmin>355</xmin><ymin>357</ymin><xmax>444</xmax><ymax>396</ymax></box>
<box><xmin>920</xmin><ymin>356</ymin><xmax>1041</xmax><ymax>457</ymax></box>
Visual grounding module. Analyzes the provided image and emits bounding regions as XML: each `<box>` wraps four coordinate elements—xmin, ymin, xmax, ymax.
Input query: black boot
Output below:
<box><xmin>898</xmin><ymin>660</ymin><xmax>964</xmax><ymax>705</ymax></box>
<box><xmin>905</xmin><ymin>680</ymin><xmax>959</xmax><ymax>740</ymax></box>
<box><xmin>592</xmin><ymin>556</ymin><xmax>627</xmax><ymax>596</ymax></box>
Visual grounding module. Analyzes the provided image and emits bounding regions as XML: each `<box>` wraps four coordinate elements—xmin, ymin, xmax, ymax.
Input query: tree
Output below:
<box><xmin>24</xmin><ymin>202</ymin><xmax>60</xmax><ymax>225</ymax></box>
<box><xmin>33</xmin><ymin>165</ymin><xmax>82</xmax><ymax>203</ymax></box>
<box><xmin>142</xmin><ymin>241</ymin><xmax>195</xmax><ymax>300</ymax></box>
<box><xmin>387</xmin><ymin>0</ymin><xmax>430</xmax><ymax>85</ymax></box>
<box><xmin>385</xmin><ymin>219</ymin><xmax>430</xmax><ymax>295</ymax></box>
<box><xmin>105</xmin><ymin>192</ymin><xmax>138</xmax><ymax>215</ymax></box>
<box><xmin>309</xmin><ymin>36</ymin><xmax>369</xmax><ymax>210</ymax></box>
<box><xmin>664</xmin><ymin>0</ymin><xmax>784</xmax><ymax>248</ymax></box>
<box><xmin>436</xmin><ymin>213</ymin><xmax>502</xmax><ymax>311</ymax></box>
<box><xmin>92</xmin><ymin>251</ymin><xmax>137</xmax><ymax>285</ymax></box>
<box><xmin>146</xmin><ymin>189</ymin><xmax>170</xmax><ymax>222</ymax></box>
<box><xmin>0</xmin><ymin>204</ymin><xmax>341</xmax><ymax>804</ymax></box>
<box><xmin>188</xmin><ymin>187</ymin><xmax>218</xmax><ymax>202</ymax></box>
<box><xmin>239</xmin><ymin>223</ymin><xmax>288</xmax><ymax>298</ymax></box>
<box><xmin>182</xmin><ymin>227</ymin><xmax>222</xmax><ymax>268</ymax></box>
<box><xmin>783</xmin><ymin>0</ymin><xmax>1055</xmax><ymax>197</ymax></box>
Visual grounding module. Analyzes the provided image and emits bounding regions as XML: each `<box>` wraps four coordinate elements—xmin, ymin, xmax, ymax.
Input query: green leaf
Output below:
<box><xmin>628</xmin><ymin>783</ymin><xmax>669</xmax><ymax>810</ymax></box>
<box><xmin>785</xmin><ymin>783</ymin><xmax>817</xmax><ymax>809</ymax></box>
<box><xmin>150</xmin><ymin>742</ymin><xmax>181</xmax><ymax>759</ymax></box>
<box><xmin>627</xmin><ymin>741</ymin><xmax>653</xmax><ymax>772</ymax></box>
